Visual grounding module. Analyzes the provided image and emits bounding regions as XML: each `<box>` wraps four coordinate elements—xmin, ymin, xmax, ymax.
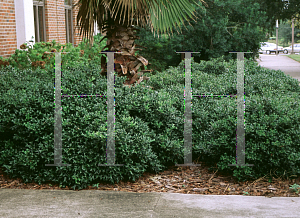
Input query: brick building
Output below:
<box><xmin>0</xmin><ymin>0</ymin><xmax>101</xmax><ymax>58</ymax></box>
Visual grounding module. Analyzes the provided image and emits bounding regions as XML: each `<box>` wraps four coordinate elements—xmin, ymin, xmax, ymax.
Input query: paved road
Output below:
<box><xmin>0</xmin><ymin>189</ymin><xmax>300</xmax><ymax>217</ymax></box>
<box><xmin>256</xmin><ymin>53</ymin><xmax>300</xmax><ymax>84</ymax></box>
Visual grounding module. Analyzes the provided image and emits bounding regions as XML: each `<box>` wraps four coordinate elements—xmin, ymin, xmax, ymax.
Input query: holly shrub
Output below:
<box><xmin>0</xmin><ymin>49</ymin><xmax>300</xmax><ymax>190</ymax></box>
<box><xmin>153</xmin><ymin>56</ymin><xmax>300</xmax><ymax>182</ymax></box>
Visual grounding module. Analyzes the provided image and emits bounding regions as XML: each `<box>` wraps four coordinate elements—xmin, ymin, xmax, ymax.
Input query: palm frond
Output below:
<box><xmin>75</xmin><ymin>0</ymin><xmax>109</xmax><ymax>45</ymax></box>
<box><xmin>146</xmin><ymin>0</ymin><xmax>207</xmax><ymax>37</ymax></box>
<box><xmin>75</xmin><ymin>0</ymin><xmax>207</xmax><ymax>44</ymax></box>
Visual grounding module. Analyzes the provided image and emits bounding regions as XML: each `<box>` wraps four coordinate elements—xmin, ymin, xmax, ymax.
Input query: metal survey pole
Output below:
<box><xmin>292</xmin><ymin>18</ymin><xmax>295</xmax><ymax>54</ymax></box>
<box><xmin>276</xmin><ymin>20</ymin><xmax>279</xmax><ymax>56</ymax></box>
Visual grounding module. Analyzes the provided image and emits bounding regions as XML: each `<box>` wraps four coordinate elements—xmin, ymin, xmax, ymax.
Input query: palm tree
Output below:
<box><xmin>75</xmin><ymin>0</ymin><xmax>207</xmax><ymax>87</ymax></box>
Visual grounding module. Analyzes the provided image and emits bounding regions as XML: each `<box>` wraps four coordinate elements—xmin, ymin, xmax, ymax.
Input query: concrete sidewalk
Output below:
<box><xmin>256</xmin><ymin>54</ymin><xmax>300</xmax><ymax>84</ymax></box>
<box><xmin>0</xmin><ymin>189</ymin><xmax>299</xmax><ymax>217</ymax></box>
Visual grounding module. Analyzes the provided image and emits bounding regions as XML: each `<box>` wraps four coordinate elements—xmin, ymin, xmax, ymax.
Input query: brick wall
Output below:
<box><xmin>44</xmin><ymin>0</ymin><xmax>65</xmax><ymax>44</ymax></box>
<box><xmin>0</xmin><ymin>0</ymin><xmax>17</xmax><ymax>58</ymax></box>
<box><xmin>0</xmin><ymin>0</ymin><xmax>85</xmax><ymax>58</ymax></box>
<box><xmin>72</xmin><ymin>0</ymin><xmax>82</xmax><ymax>47</ymax></box>
<box><xmin>44</xmin><ymin>0</ymin><xmax>84</xmax><ymax>46</ymax></box>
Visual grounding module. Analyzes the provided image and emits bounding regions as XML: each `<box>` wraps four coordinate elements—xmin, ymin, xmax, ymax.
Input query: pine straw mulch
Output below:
<box><xmin>1</xmin><ymin>160</ymin><xmax>300</xmax><ymax>197</ymax></box>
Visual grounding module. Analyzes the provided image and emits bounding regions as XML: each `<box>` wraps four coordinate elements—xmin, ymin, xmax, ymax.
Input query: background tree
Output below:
<box><xmin>134</xmin><ymin>0</ymin><xmax>269</xmax><ymax>65</ymax></box>
<box><xmin>145</xmin><ymin>0</ymin><xmax>300</xmax><ymax>63</ymax></box>
<box><xmin>75</xmin><ymin>0</ymin><xmax>206</xmax><ymax>86</ymax></box>
<box><xmin>250</xmin><ymin>0</ymin><xmax>300</xmax><ymax>34</ymax></box>
<box><xmin>286</xmin><ymin>13</ymin><xmax>300</xmax><ymax>43</ymax></box>
<box><xmin>287</xmin><ymin>13</ymin><xmax>300</xmax><ymax>28</ymax></box>
<box><xmin>276</xmin><ymin>20</ymin><xmax>300</xmax><ymax>46</ymax></box>
<box><xmin>132</xmin><ymin>25</ymin><xmax>185</xmax><ymax>74</ymax></box>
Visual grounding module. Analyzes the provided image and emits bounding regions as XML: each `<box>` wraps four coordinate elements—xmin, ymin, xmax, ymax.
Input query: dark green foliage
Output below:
<box><xmin>133</xmin><ymin>0</ymin><xmax>277</xmax><ymax>67</ymax></box>
<box><xmin>0</xmin><ymin>61</ymin><xmax>184</xmax><ymax>190</ymax></box>
<box><xmin>252</xmin><ymin>0</ymin><xmax>300</xmax><ymax>31</ymax></box>
<box><xmin>1</xmin><ymin>54</ymin><xmax>300</xmax><ymax>190</ymax></box>
<box><xmin>177</xmin><ymin>0</ymin><xmax>269</xmax><ymax>62</ymax></box>
<box><xmin>147</xmin><ymin>57</ymin><xmax>300</xmax><ymax>182</ymax></box>
<box><xmin>134</xmin><ymin>25</ymin><xmax>183</xmax><ymax>74</ymax></box>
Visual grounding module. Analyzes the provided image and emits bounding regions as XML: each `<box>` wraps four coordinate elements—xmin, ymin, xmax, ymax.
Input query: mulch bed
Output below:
<box><xmin>1</xmin><ymin>161</ymin><xmax>300</xmax><ymax>197</ymax></box>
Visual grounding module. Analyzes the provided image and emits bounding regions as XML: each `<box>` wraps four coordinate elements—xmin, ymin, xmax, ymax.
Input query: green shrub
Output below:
<box><xmin>0</xmin><ymin>62</ymin><xmax>185</xmax><ymax>190</ymax></box>
<box><xmin>147</xmin><ymin>57</ymin><xmax>300</xmax><ymax>182</ymax></box>
<box><xmin>0</xmin><ymin>34</ymin><xmax>107</xmax><ymax>72</ymax></box>
<box><xmin>0</xmin><ymin>54</ymin><xmax>299</xmax><ymax>190</ymax></box>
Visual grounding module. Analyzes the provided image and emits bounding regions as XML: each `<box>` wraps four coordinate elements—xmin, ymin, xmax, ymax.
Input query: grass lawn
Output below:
<box><xmin>287</xmin><ymin>54</ymin><xmax>300</xmax><ymax>63</ymax></box>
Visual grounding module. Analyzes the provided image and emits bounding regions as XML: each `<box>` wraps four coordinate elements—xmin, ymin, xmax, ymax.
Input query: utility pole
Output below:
<box><xmin>276</xmin><ymin>20</ymin><xmax>279</xmax><ymax>56</ymax></box>
<box><xmin>292</xmin><ymin>17</ymin><xmax>295</xmax><ymax>54</ymax></box>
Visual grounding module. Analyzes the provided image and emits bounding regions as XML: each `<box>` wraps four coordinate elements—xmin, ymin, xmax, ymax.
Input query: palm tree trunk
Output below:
<box><xmin>100</xmin><ymin>17</ymin><xmax>152</xmax><ymax>87</ymax></box>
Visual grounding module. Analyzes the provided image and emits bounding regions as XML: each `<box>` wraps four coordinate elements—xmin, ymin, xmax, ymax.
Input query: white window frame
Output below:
<box><xmin>14</xmin><ymin>0</ymin><xmax>35</xmax><ymax>48</ymax></box>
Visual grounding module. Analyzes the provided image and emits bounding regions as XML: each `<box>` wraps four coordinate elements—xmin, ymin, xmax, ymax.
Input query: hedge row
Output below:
<box><xmin>0</xmin><ymin>55</ymin><xmax>299</xmax><ymax>190</ymax></box>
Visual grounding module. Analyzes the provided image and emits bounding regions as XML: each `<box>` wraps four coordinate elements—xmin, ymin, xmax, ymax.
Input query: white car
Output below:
<box><xmin>259</xmin><ymin>42</ymin><xmax>284</xmax><ymax>54</ymax></box>
<box><xmin>259</xmin><ymin>42</ymin><xmax>274</xmax><ymax>54</ymax></box>
<box><xmin>283</xmin><ymin>44</ymin><xmax>300</xmax><ymax>54</ymax></box>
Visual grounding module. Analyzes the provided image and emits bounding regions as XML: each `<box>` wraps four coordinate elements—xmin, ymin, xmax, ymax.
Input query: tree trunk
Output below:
<box><xmin>99</xmin><ymin>18</ymin><xmax>152</xmax><ymax>88</ymax></box>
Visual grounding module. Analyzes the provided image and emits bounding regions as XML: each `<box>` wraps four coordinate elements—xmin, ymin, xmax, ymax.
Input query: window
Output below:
<box><xmin>33</xmin><ymin>0</ymin><xmax>46</xmax><ymax>42</ymax></box>
<box><xmin>65</xmin><ymin>0</ymin><xmax>73</xmax><ymax>44</ymax></box>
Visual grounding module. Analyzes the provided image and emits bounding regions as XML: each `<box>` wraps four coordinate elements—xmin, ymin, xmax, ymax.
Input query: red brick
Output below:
<box><xmin>0</xmin><ymin>0</ymin><xmax>84</xmax><ymax>58</ymax></box>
